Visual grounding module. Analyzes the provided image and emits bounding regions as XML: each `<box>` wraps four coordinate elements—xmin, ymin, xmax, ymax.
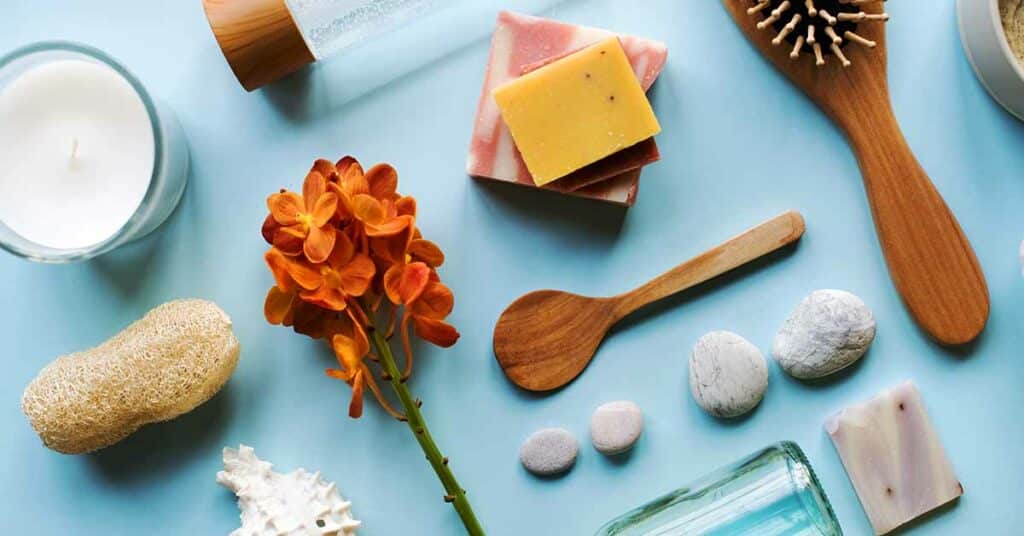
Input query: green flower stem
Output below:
<box><xmin>369</xmin><ymin>328</ymin><xmax>485</xmax><ymax>535</ymax></box>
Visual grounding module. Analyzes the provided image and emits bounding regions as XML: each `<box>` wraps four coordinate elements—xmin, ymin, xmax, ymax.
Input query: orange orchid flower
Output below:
<box><xmin>407</xmin><ymin>281</ymin><xmax>460</xmax><ymax>348</ymax></box>
<box><xmin>327</xmin><ymin>327</ymin><xmax>372</xmax><ymax>418</ymax></box>
<box><xmin>383</xmin><ymin>261</ymin><xmax>459</xmax><ymax>379</ymax></box>
<box><xmin>267</xmin><ymin>170</ymin><xmax>338</xmax><ymax>263</ymax></box>
<box><xmin>326</xmin><ymin>320</ymin><xmax>401</xmax><ymax>419</ymax></box>
<box><xmin>261</xmin><ymin>156</ymin><xmax>482</xmax><ymax>534</ymax></box>
<box><xmin>265</xmin><ymin>285</ymin><xmax>351</xmax><ymax>340</ymax></box>
<box><xmin>325</xmin><ymin>157</ymin><xmax>412</xmax><ymax>247</ymax></box>
<box><xmin>264</xmin><ymin>236</ymin><xmax>375</xmax><ymax>313</ymax></box>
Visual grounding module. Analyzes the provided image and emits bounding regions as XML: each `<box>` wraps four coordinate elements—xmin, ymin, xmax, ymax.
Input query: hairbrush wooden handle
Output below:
<box><xmin>844</xmin><ymin>103</ymin><xmax>989</xmax><ymax>345</ymax></box>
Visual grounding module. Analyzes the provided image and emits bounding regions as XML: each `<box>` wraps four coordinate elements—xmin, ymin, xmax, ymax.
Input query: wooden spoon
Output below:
<box><xmin>722</xmin><ymin>0</ymin><xmax>989</xmax><ymax>345</ymax></box>
<box><xmin>494</xmin><ymin>211</ymin><xmax>805</xmax><ymax>392</ymax></box>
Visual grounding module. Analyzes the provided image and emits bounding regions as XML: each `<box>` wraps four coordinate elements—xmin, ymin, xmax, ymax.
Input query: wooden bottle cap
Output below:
<box><xmin>202</xmin><ymin>0</ymin><xmax>316</xmax><ymax>91</ymax></box>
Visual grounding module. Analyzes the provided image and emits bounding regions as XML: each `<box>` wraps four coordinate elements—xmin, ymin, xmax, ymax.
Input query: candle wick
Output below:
<box><xmin>71</xmin><ymin>138</ymin><xmax>79</xmax><ymax>160</ymax></box>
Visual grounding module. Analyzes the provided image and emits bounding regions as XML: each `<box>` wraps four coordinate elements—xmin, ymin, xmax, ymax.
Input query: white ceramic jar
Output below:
<box><xmin>958</xmin><ymin>0</ymin><xmax>1024</xmax><ymax>120</ymax></box>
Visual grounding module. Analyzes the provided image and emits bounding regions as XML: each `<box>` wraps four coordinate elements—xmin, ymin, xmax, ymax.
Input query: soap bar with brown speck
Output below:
<box><xmin>825</xmin><ymin>381</ymin><xmax>963</xmax><ymax>535</ymax></box>
<box><xmin>492</xmin><ymin>37</ymin><xmax>661</xmax><ymax>186</ymax></box>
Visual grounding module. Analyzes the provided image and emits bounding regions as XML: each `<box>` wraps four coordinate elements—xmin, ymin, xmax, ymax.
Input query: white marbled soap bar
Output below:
<box><xmin>825</xmin><ymin>381</ymin><xmax>963</xmax><ymax>535</ymax></box>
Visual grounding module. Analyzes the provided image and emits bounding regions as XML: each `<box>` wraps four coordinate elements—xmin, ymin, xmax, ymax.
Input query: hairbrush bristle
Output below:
<box><xmin>748</xmin><ymin>0</ymin><xmax>889</xmax><ymax>67</ymax></box>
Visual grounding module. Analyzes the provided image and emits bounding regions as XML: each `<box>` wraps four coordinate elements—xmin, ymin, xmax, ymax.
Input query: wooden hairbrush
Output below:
<box><xmin>724</xmin><ymin>0</ymin><xmax>989</xmax><ymax>345</ymax></box>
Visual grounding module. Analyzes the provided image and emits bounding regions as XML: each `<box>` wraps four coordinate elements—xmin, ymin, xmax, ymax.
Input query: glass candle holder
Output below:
<box><xmin>0</xmin><ymin>42</ymin><xmax>189</xmax><ymax>263</ymax></box>
<box><xmin>596</xmin><ymin>442</ymin><xmax>842</xmax><ymax>536</ymax></box>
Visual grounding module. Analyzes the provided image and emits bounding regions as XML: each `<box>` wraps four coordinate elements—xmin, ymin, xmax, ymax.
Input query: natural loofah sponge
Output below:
<box><xmin>22</xmin><ymin>299</ymin><xmax>240</xmax><ymax>454</ymax></box>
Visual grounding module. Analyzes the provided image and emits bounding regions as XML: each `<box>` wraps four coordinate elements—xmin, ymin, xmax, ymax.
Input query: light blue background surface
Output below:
<box><xmin>3</xmin><ymin>1</ymin><xmax>1022</xmax><ymax>534</ymax></box>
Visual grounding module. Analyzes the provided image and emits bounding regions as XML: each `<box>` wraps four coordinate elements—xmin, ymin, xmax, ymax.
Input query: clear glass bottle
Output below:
<box><xmin>596</xmin><ymin>442</ymin><xmax>842</xmax><ymax>536</ymax></box>
<box><xmin>284</xmin><ymin>0</ymin><xmax>453</xmax><ymax>60</ymax></box>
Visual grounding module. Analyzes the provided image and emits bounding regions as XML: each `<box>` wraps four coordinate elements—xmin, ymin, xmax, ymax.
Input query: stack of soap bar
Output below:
<box><xmin>467</xmin><ymin>11</ymin><xmax>668</xmax><ymax>205</ymax></box>
<box><xmin>825</xmin><ymin>381</ymin><xmax>963</xmax><ymax>535</ymax></box>
<box><xmin>493</xmin><ymin>37</ymin><xmax>661</xmax><ymax>186</ymax></box>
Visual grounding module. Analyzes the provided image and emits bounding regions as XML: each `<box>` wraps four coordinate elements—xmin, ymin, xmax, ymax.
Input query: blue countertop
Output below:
<box><xmin>3</xmin><ymin>0</ymin><xmax>1022</xmax><ymax>534</ymax></box>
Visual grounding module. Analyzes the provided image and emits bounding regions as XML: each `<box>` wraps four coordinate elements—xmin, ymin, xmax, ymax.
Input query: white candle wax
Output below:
<box><xmin>0</xmin><ymin>59</ymin><xmax>154</xmax><ymax>249</ymax></box>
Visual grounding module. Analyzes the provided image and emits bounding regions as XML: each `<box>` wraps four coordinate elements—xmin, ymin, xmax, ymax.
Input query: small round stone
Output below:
<box><xmin>773</xmin><ymin>289</ymin><xmax>876</xmax><ymax>380</ymax></box>
<box><xmin>519</xmin><ymin>428</ymin><xmax>579</xmax><ymax>476</ymax></box>
<box><xmin>689</xmin><ymin>331</ymin><xmax>768</xmax><ymax>418</ymax></box>
<box><xmin>590</xmin><ymin>400</ymin><xmax>644</xmax><ymax>455</ymax></box>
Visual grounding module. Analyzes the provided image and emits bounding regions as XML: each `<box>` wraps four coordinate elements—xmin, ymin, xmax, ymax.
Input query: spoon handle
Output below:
<box><xmin>613</xmin><ymin>211</ymin><xmax>805</xmax><ymax>319</ymax></box>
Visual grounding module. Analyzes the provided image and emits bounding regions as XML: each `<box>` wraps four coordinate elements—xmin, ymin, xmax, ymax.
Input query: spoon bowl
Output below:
<box><xmin>494</xmin><ymin>291</ymin><xmax>618</xmax><ymax>392</ymax></box>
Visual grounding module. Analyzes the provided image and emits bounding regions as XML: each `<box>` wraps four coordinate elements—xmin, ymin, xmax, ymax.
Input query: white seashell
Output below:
<box><xmin>217</xmin><ymin>445</ymin><xmax>360</xmax><ymax>536</ymax></box>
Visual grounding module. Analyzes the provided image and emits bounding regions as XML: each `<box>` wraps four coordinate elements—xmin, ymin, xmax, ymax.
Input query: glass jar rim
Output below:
<box><xmin>777</xmin><ymin>440</ymin><xmax>842</xmax><ymax>535</ymax></box>
<box><xmin>0</xmin><ymin>40</ymin><xmax>166</xmax><ymax>263</ymax></box>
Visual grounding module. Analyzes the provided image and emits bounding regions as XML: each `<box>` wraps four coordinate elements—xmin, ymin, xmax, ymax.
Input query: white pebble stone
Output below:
<box><xmin>773</xmin><ymin>289</ymin><xmax>876</xmax><ymax>380</ymax></box>
<box><xmin>590</xmin><ymin>401</ymin><xmax>644</xmax><ymax>455</ymax></box>
<box><xmin>519</xmin><ymin>428</ymin><xmax>578</xmax><ymax>476</ymax></box>
<box><xmin>689</xmin><ymin>331</ymin><xmax>768</xmax><ymax>418</ymax></box>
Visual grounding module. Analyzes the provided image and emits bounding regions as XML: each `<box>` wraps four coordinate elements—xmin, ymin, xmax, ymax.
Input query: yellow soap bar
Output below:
<box><xmin>492</xmin><ymin>37</ymin><xmax>661</xmax><ymax>186</ymax></box>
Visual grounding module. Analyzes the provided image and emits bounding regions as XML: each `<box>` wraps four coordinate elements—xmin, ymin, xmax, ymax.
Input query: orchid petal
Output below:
<box><xmin>303</xmin><ymin>171</ymin><xmax>327</xmax><ymax>210</ymax></box>
<box><xmin>408</xmin><ymin>239</ymin><xmax>444</xmax><ymax>267</ymax></box>
<box><xmin>264</xmin><ymin>286</ymin><xmax>296</xmax><ymax>325</ymax></box>
<box><xmin>328</xmin><ymin>231</ymin><xmax>355</xmax><ymax>267</ymax></box>
<box><xmin>383</xmin><ymin>264</ymin><xmax>404</xmax><ymax>305</ymax></box>
<box><xmin>365</xmin><ymin>163</ymin><xmax>399</xmax><ymax>200</ymax></box>
<box><xmin>272</xmin><ymin>226</ymin><xmax>305</xmax><ymax>256</ymax></box>
<box><xmin>303</xmin><ymin>223</ymin><xmax>336</xmax><ymax>264</ymax></box>
<box><xmin>338</xmin><ymin>254</ymin><xmax>375</xmax><ymax>297</ymax></box>
<box><xmin>312</xmin><ymin>192</ymin><xmax>338</xmax><ymax>227</ymax></box>
<box><xmin>352</xmin><ymin>194</ymin><xmax>384</xmax><ymax>225</ymax></box>
<box><xmin>292</xmin><ymin>302</ymin><xmax>331</xmax><ymax>339</ymax></box>
<box><xmin>336</xmin><ymin>156</ymin><xmax>363</xmax><ymax>181</ymax></box>
<box><xmin>261</xmin><ymin>214</ymin><xmax>279</xmax><ymax>245</ymax></box>
<box><xmin>410</xmin><ymin>281</ymin><xmax>454</xmax><ymax>320</ymax></box>
<box><xmin>413</xmin><ymin>316</ymin><xmax>460</xmax><ymax>348</ymax></box>
<box><xmin>396</xmin><ymin>196</ymin><xmax>417</xmax><ymax>218</ymax></box>
<box><xmin>312</xmin><ymin>159</ymin><xmax>338</xmax><ymax>182</ymax></box>
<box><xmin>326</xmin><ymin>368</ymin><xmax>353</xmax><ymax>382</ymax></box>
<box><xmin>301</xmin><ymin>285</ymin><xmax>348</xmax><ymax>311</ymax></box>
<box><xmin>348</xmin><ymin>371</ymin><xmax>365</xmax><ymax>418</ymax></box>
<box><xmin>397</xmin><ymin>262</ymin><xmax>431</xmax><ymax>305</ymax></box>
<box><xmin>365</xmin><ymin>214</ymin><xmax>413</xmax><ymax>238</ymax></box>
<box><xmin>269</xmin><ymin>192</ymin><xmax>304</xmax><ymax>225</ymax></box>
<box><xmin>332</xmin><ymin>333</ymin><xmax>365</xmax><ymax>370</ymax></box>
<box><xmin>282</xmin><ymin>254</ymin><xmax>324</xmax><ymax>290</ymax></box>
<box><xmin>370</xmin><ymin>222</ymin><xmax>414</xmax><ymax>263</ymax></box>
<box><xmin>265</xmin><ymin>249</ymin><xmax>297</xmax><ymax>291</ymax></box>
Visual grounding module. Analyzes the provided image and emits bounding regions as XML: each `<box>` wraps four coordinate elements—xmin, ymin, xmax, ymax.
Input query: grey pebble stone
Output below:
<box><xmin>590</xmin><ymin>400</ymin><xmax>644</xmax><ymax>455</ymax></box>
<box><xmin>773</xmin><ymin>289</ymin><xmax>876</xmax><ymax>380</ymax></box>
<box><xmin>519</xmin><ymin>428</ymin><xmax>578</xmax><ymax>476</ymax></box>
<box><xmin>689</xmin><ymin>331</ymin><xmax>768</xmax><ymax>418</ymax></box>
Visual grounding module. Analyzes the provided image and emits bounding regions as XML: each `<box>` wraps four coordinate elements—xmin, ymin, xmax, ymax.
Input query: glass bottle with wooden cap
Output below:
<box><xmin>202</xmin><ymin>0</ymin><xmax>454</xmax><ymax>91</ymax></box>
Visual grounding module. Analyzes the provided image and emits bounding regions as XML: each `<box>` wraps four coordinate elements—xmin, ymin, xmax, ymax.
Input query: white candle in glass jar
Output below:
<box><xmin>0</xmin><ymin>60</ymin><xmax>152</xmax><ymax>249</ymax></box>
<box><xmin>0</xmin><ymin>42</ymin><xmax>188</xmax><ymax>262</ymax></box>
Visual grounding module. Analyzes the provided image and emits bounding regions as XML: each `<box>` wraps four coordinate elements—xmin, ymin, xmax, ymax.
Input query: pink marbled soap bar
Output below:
<box><xmin>467</xmin><ymin>11</ymin><xmax>668</xmax><ymax>205</ymax></box>
<box><xmin>826</xmin><ymin>381</ymin><xmax>963</xmax><ymax>535</ymax></box>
